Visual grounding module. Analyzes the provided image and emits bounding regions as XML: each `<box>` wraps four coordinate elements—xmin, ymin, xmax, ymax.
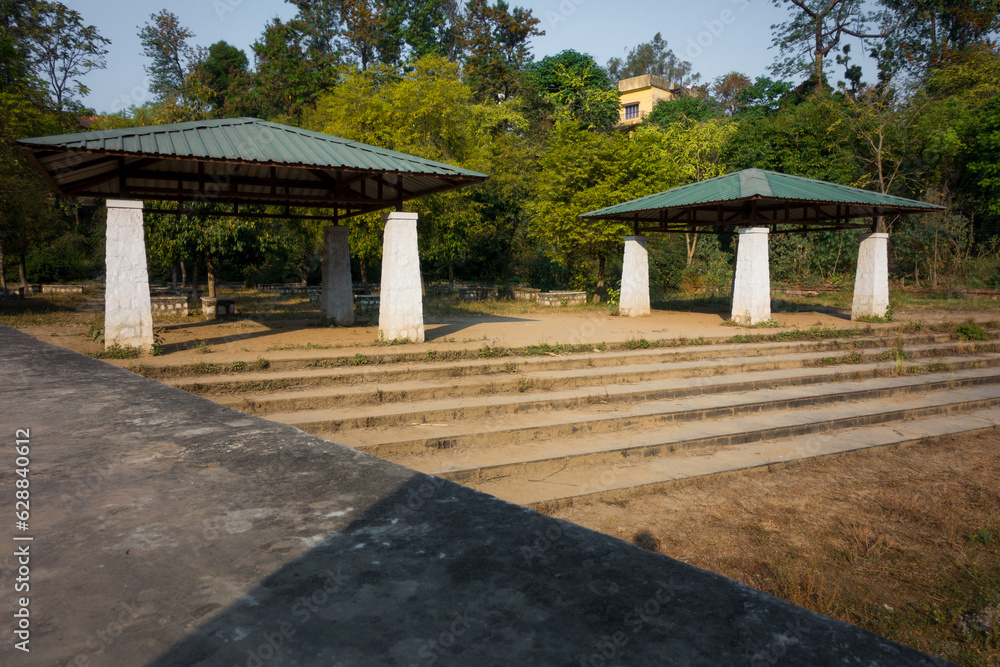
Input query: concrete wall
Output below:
<box><xmin>379</xmin><ymin>211</ymin><xmax>424</xmax><ymax>342</ymax></box>
<box><xmin>730</xmin><ymin>227</ymin><xmax>771</xmax><ymax>325</ymax></box>
<box><xmin>852</xmin><ymin>233</ymin><xmax>890</xmax><ymax>320</ymax></box>
<box><xmin>104</xmin><ymin>199</ymin><xmax>153</xmax><ymax>349</ymax></box>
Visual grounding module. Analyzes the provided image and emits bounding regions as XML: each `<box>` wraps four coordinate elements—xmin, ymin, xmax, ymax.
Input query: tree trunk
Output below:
<box><xmin>875</xmin><ymin>214</ymin><xmax>886</xmax><ymax>234</ymax></box>
<box><xmin>299</xmin><ymin>264</ymin><xmax>308</xmax><ymax>287</ymax></box>
<box><xmin>0</xmin><ymin>239</ymin><xmax>6</xmax><ymax>292</ymax></box>
<box><xmin>448</xmin><ymin>260</ymin><xmax>455</xmax><ymax>290</ymax></box>
<box><xmin>931</xmin><ymin>230</ymin><xmax>938</xmax><ymax>289</ymax></box>
<box><xmin>360</xmin><ymin>257</ymin><xmax>369</xmax><ymax>293</ymax></box>
<box><xmin>685</xmin><ymin>232</ymin><xmax>699</xmax><ymax>267</ymax></box>
<box><xmin>596</xmin><ymin>254</ymin><xmax>606</xmax><ymax>298</ymax></box>
<box><xmin>18</xmin><ymin>251</ymin><xmax>27</xmax><ymax>290</ymax></box>
<box><xmin>206</xmin><ymin>254</ymin><xmax>216</xmax><ymax>298</ymax></box>
<box><xmin>191</xmin><ymin>263</ymin><xmax>200</xmax><ymax>301</ymax></box>
<box><xmin>171</xmin><ymin>265</ymin><xmax>177</xmax><ymax>291</ymax></box>
<box><xmin>180</xmin><ymin>261</ymin><xmax>187</xmax><ymax>288</ymax></box>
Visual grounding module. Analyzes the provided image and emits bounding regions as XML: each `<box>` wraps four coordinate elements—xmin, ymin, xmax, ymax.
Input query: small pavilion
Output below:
<box><xmin>582</xmin><ymin>169</ymin><xmax>944</xmax><ymax>323</ymax></box>
<box><xmin>17</xmin><ymin>118</ymin><xmax>487</xmax><ymax>347</ymax></box>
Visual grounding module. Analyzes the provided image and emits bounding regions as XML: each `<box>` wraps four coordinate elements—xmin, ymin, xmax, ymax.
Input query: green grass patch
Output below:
<box><xmin>90</xmin><ymin>344</ymin><xmax>143</xmax><ymax>360</ymax></box>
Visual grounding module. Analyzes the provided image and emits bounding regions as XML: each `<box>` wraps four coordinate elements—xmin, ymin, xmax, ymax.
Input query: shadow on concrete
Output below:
<box><xmin>424</xmin><ymin>314</ymin><xmax>537</xmax><ymax>342</ymax></box>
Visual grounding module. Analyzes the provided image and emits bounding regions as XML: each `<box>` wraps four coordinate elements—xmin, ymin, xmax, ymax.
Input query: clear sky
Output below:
<box><xmin>65</xmin><ymin>0</ymin><xmax>878</xmax><ymax>114</ymax></box>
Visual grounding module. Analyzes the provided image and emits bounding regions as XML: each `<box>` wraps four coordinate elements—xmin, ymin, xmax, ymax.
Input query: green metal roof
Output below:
<box><xmin>16</xmin><ymin>118</ymin><xmax>486</xmax><ymax>217</ymax></box>
<box><xmin>582</xmin><ymin>168</ymin><xmax>944</xmax><ymax>230</ymax></box>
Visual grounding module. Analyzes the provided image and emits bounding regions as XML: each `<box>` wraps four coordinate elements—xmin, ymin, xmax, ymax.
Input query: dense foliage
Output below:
<box><xmin>3</xmin><ymin>0</ymin><xmax>1000</xmax><ymax>299</ymax></box>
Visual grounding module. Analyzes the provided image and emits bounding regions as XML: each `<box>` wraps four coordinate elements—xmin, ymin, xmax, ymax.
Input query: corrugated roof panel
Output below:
<box><xmin>583</xmin><ymin>169</ymin><xmax>942</xmax><ymax>219</ymax></box>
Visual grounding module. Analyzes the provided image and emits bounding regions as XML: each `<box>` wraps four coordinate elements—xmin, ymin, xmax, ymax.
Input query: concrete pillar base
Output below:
<box><xmin>104</xmin><ymin>199</ymin><xmax>153</xmax><ymax>349</ymax></box>
<box><xmin>321</xmin><ymin>225</ymin><xmax>355</xmax><ymax>326</ymax></box>
<box><xmin>730</xmin><ymin>227</ymin><xmax>771</xmax><ymax>325</ymax></box>
<box><xmin>378</xmin><ymin>212</ymin><xmax>424</xmax><ymax>342</ymax></box>
<box><xmin>619</xmin><ymin>235</ymin><xmax>650</xmax><ymax>317</ymax></box>
<box><xmin>852</xmin><ymin>232</ymin><xmax>889</xmax><ymax>320</ymax></box>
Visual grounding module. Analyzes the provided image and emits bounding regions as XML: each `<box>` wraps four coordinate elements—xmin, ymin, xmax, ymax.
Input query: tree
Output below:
<box><xmin>199</xmin><ymin>41</ymin><xmax>248</xmax><ymax>114</ymax></box>
<box><xmin>606</xmin><ymin>33</ymin><xmax>699</xmax><ymax>85</ymax></box>
<box><xmin>770</xmin><ymin>0</ymin><xmax>883</xmax><ymax>92</ymax></box>
<box><xmin>284</xmin><ymin>0</ymin><xmax>344</xmax><ymax>56</ymax></box>
<box><xmin>876</xmin><ymin>0</ymin><xmax>1000</xmax><ymax>77</ymax></box>
<box><xmin>23</xmin><ymin>1</ymin><xmax>109</xmax><ymax>111</ymax></box>
<box><xmin>712</xmin><ymin>72</ymin><xmax>752</xmax><ymax>115</ymax></box>
<box><xmin>341</xmin><ymin>0</ymin><xmax>406</xmax><ymax>69</ymax></box>
<box><xmin>526</xmin><ymin>50</ymin><xmax>620</xmax><ymax>131</ymax></box>
<box><xmin>402</xmin><ymin>0</ymin><xmax>462</xmax><ymax>60</ymax></box>
<box><xmin>138</xmin><ymin>10</ymin><xmax>205</xmax><ymax>110</ymax></box>
<box><xmin>460</xmin><ymin>0</ymin><xmax>543</xmax><ymax>100</ymax></box>
<box><xmin>645</xmin><ymin>96</ymin><xmax>723</xmax><ymax>128</ymax></box>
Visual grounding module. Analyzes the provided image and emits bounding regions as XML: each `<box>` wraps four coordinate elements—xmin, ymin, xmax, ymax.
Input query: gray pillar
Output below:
<box><xmin>378</xmin><ymin>211</ymin><xmax>424</xmax><ymax>342</ymax></box>
<box><xmin>852</xmin><ymin>232</ymin><xmax>889</xmax><ymax>320</ymax></box>
<box><xmin>619</xmin><ymin>235</ymin><xmax>650</xmax><ymax>317</ymax></box>
<box><xmin>730</xmin><ymin>227</ymin><xmax>771</xmax><ymax>325</ymax></box>
<box><xmin>321</xmin><ymin>225</ymin><xmax>355</xmax><ymax>326</ymax></box>
<box><xmin>104</xmin><ymin>199</ymin><xmax>153</xmax><ymax>349</ymax></box>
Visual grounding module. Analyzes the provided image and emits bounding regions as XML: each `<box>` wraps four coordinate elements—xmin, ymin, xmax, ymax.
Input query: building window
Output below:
<box><xmin>623</xmin><ymin>103</ymin><xmax>639</xmax><ymax>120</ymax></box>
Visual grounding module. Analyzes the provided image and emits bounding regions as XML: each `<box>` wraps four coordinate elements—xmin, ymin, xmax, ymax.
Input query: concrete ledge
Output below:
<box><xmin>459</xmin><ymin>287</ymin><xmax>498</xmax><ymax>300</ymax></box>
<box><xmin>511</xmin><ymin>287</ymin><xmax>540</xmax><ymax>301</ymax></box>
<box><xmin>0</xmin><ymin>326</ymin><xmax>950</xmax><ymax>667</ymax></box>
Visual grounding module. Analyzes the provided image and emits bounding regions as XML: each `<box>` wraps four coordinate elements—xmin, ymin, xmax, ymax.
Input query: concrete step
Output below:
<box><xmin>166</xmin><ymin>331</ymin><xmax>960</xmax><ymax>395</ymax></box>
<box><xmin>380</xmin><ymin>376</ymin><xmax>1000</xmax><ymax>483</ymax></box>
<box><xmin>268</xmin><ymin>351</ymin><xmax>1000</xmax><ymax>432</ymax></box>
<box><xmin>341</xmin><ymin>364</ymin><xmax>1000</xmax><ymax>457</ymax></box>
<box><xmin>510</xmin><ymin>408</ymin><xmax>1000</xmax><ymax>509</ymax></box>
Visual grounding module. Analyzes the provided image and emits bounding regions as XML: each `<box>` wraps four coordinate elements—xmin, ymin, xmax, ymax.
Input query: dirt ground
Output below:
<box><xmin>548</xmin><ymin>431</ymin><xmax>1000</xmax><ymax>666</ymax></box>
<box><xmin>10</xmin><ymin>294</ymin><xmax>969</xmax><ymax>367</ymax></box>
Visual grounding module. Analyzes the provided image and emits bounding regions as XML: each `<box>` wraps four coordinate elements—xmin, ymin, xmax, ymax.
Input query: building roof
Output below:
<box><xmin>17</xmin><ymin>117</ymin><xmax>487</xmax><ymax>219</ymax></box>
<box><xmin>582</xmin><ymin>169</ymin><xmax>943</xmax><ymax>232</ymax></box>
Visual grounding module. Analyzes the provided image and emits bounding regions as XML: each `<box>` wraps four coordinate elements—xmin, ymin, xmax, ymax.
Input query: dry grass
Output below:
<box><xmin>549</xmin><ymin>432</ymin><xmax>1000</xmax><ymax>666</ymax></box>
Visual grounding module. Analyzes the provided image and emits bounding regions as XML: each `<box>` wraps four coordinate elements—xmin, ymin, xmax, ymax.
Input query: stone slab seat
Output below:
<box><xmin>201</xmin><ymin>296</ymin><xmax>236</xmax><ymax>319</ymax></box>
<box><xmin>0</xmin><ymin>324</ymin><xmax>950</xmax><ymax>667</ymax></box>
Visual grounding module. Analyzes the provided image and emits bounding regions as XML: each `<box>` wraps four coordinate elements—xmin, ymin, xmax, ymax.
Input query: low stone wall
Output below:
<box><xmin>537</xmin><ymin>290</ymin><xmax>587</xmax><ymax>307</ymax></box>
<box><xmin>511</xmin><ymin>286</ymin><xmax>540</xmax><ymax>301</ymax></box>
<box><xmin>260</xmin><ymin>284</ymin><xmax>321</xmax><ymax>295</ymax></box>
<box><xmin>41</xmin><ymin>284</ymin><xmax>84</xmax><ymax>294</ymax></box>
<box><xmin>0</xmin><ymin>287</ymin><xmax>24</xmax><ymax>299</ymax></box>
<box><xmin>201</xmin><ymin>297</ymin><xmax>236</xmax><ymax>319</ymax></box>
<box><xmin>151</xmin><ymin>296</ymin><xmax>188</xmax><ymax>316</ymax></box>
<box><xmin>459</xmin><ymin>286</ymin><xmax>499</xmax><ymax>301</ymax></box>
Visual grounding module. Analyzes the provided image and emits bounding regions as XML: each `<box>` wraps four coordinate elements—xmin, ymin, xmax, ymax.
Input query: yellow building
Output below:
<box><xmin>616</xmin><ymin>74</ymin><xmax>689</xmax><ymax>127</ymax></box>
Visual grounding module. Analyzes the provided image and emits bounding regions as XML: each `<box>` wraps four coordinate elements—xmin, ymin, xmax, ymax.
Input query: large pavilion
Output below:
<box><xmin>582</xmin><ymin>169</ymin><xmax>945</xmax><ymax>323</ymax></box>
<box><xmin>17</xmin><ymin>117</ymin><xmax>487</xmax><ymax>347</ymax></box>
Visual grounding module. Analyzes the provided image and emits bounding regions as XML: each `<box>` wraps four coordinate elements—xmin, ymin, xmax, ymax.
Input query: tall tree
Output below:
<box><xmin>138</xmin><ymin>10</ymin><xmax>204</xmax><ymax>107</ymax></box>
<box><xmin>460</xmin><ymin>0</ymin><xmax>543</xmax><ymax>100</ymax></box>
<box><xmin>769</xmin><ymin>0</ymin><xmax>883</xmax><ymax>92</ymax></box>
<box><xmin>340</xmin><ymin>0</ymin><xmax>405</xmax><ymax>69</ymax></box>
<box><xmin>23</xmin><ymin>1</ymin><xmax>109</xmax><ymax>111</ymax></box>
<box><xmin>402</xmin><ymin>0</ymin><xmax>462</xmax><ymax>60</ymax></box>
<box><xmin>285</xmin><ymin>0</ymin><xmax>343</xmax><ymax>55</ymax></box>
<box><xmin>526</xmin><ymin>50</ymin><xmax>620</xmax><ymax>131</ymax></box>
<box><xmin>876</xmin><ymin>0</ymin><xmax>1000</xmax><ymax>76</ymax></box>
<box><xmin>199</xmin><ymin>41</ymin><xmax>248</xmax><ymax>114</ymax></box>
<box><xmin>606</xmin><ymin>33</ymin><xmax>699</xmax><ymax>85</ymax></box>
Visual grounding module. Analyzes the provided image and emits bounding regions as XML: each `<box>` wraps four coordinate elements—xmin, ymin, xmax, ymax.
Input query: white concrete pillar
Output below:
<box><xmin>321</xmin><ymin>225</ymin><xmax>355</xmax><ymax>326</ymax></box>
<box><xmin>852</xmin><ymin>232</ymin><xmax>889</xmax><ymax>320</ymax></box>
<box><xmin>378</xmin><ymin>211</ymin><xmax>424</xmax><ymax>342</ymax></box>
<box><xmin>730</xmin><ymin>227</ymin><xmax>771</xmax><ymax>325</ymax></box>
<box><xmin>104</xmin><ymin>199</ymin><xmax>153</xmax><ymax>349</ymax></box>
<box><xmin>619</xmin><ymin>235</ymin><xmax>650</xmax><ymax>317</ymax></box>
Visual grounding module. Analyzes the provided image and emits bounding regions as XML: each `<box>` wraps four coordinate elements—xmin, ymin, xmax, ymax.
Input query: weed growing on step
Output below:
<box><xmin>623</xmin><ymin>337</ymin><xmax>652</xmax><ymax>349</ymax></box>
<box><xmin>957</xmin><ymin>323</ymin><xmax>989</xmax><ymax>341</ymax></box>
<box><xmin>350</xmin><ymin>353</ymin><xmax>370</xmax><ymax>366</ymax></box>
<box><xmin>195</xmin><ymin>340</ymin><xmax>213</xmax><ymax>354</ymax></box>
<box><xmin>722</xmin><ymin>318</ymin><xmax>783</xmax><ymax>328</ymax></box>
<box><xmin>267</xmin><ymin>341</ymin><xmax>332</xmax><ymax>351</ymax></box>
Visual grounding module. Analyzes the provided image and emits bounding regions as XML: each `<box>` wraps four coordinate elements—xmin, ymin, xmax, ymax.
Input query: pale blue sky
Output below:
<box><xmin>65</xmin><ymin>0</ymin><xmax>878</xmax><ymax>114</ymax></box>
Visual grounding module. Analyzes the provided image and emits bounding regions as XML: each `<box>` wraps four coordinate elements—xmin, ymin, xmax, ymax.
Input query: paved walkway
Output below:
<box><xmin>0</xmin><ymin>325</ymin><xmax>948</xmax><ymax>666</ymax></box>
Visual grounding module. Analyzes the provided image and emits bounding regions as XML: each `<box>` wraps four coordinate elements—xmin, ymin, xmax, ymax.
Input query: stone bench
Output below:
<box><xmin>41</xmin><ymin>284</ymin><xmax>84</xmax><ymax>294</ymax></box>
<box><xmin>354</xmin><ymin>294</ymin><xmax>381</xmax><ymax>308</ymax></box>
<box><xmin>537</xmin><ymin>291</ymin><xmax>587</xmax><ymax>307</ymax></box>
<box><xmin>151</xmin><ymin>296</ymin><xmax>189</xmax><ymax>316</ymax></box>
<box><xmin>201</xmin><ymin>297</ymin><xmax>236</xmax><ymax>319</ymax></box>
<box><xmin>1</xmin><ymin>287</ymin><xmax>24</xmax><ymax>299</ymax></box>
